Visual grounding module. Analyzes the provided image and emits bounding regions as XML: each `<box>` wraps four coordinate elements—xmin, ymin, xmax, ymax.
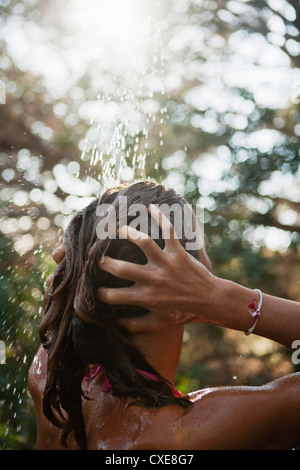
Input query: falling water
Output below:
<box><xmin>80</xmin><ymin>18</ymin><xmax>167</xmax><ymax>191</ymax></box>
<box><xmin>0</xmin><ymin>0</ymin><xmax>174</xmax><ymax>449</ymax></box>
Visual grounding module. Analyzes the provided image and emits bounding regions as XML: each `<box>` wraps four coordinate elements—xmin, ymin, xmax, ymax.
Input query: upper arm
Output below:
<box><xmin>182</xmin><ymin>373</ymin><xmax>300</xmax><ymax>450</ymax></box>
<box><xmin>135</xmin><ymin>373</ymin><xmax>300</xmax><ymax>450</ymax></box>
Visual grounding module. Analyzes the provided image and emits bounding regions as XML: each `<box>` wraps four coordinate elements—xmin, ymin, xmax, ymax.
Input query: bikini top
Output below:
<box><xmin>84</xmin><ymin>365</ymin><xmax>183</xmax><ymax>398</ymax></box>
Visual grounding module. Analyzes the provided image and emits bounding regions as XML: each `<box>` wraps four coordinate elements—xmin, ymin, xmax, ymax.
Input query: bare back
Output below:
<box><xmin>28</xmin><ymin>346</ymin><xmax>300</xmax><ymax>450</ymax></box>
<box><xmin>28</xmin><ymin>346</ymin><xmax>190</xmax><ymax>450</ymax></box>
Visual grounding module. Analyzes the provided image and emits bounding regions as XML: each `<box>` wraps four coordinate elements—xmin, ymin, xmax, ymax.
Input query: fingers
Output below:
<box><xmin>116</xmin><ymin>204</ymin><xmax>183</xmax><ymax>259</ymax></box>
<box><xmin>98</xmin><ymin>256</ymin><xmax>149</xmax><ymax>282</ymax></box>
<box><xmin>118</xmin><ymin>225</ymin><xmax>164</xmax><ymax>261</ymax></box>
<box><xmin>118</xmin><ymin>313</ymin><xmax>167</xmax><ymax>334</ymax></box>
<box><xmin>45</xmin><ymin>245</ymin><xmax>65</xmax><ymax>288</ymax></box>
<box><xmin>97</xmin><ymin>286</ymin><xmax>140</xmax><ymax>306</ymax></box>
<box><xmin>52</xmin><ymin>245</ymin><xmax>65</xmax><ymax>264</ymax></box>
<box><xmin>118</xmin><ymin>310</ymin><xmax>196</xmax><ymax>334</ymax></box>
<box><xmin>148</xmin><ymin>204</ymin><xmax>182</xmax><ymax>252</ymax></box>
<box><xmin>46</xmin><ymin>273</ymin><xmax>53</xmax><ymax>287</ymax></box>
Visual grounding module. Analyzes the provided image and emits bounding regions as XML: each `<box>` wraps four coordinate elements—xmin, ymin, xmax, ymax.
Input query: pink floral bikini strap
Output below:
<box><xmin>84</xmin><ymin>365</ymin><xmax>183</xmax><ymax>397</ymax></box>
<box><xmin>134</xmin><ymin>368</ymin><xmax>183</xmax><ymax>397</ymax></box>
<box><xmin>135</xmin><ymin>368</ymin><xmax>161</xmax><ymax>382</ymax></box>
<box><xmin>84</xmin><ymin>365</ymin><xmax>102</xmax><ymax>381</ymax></box>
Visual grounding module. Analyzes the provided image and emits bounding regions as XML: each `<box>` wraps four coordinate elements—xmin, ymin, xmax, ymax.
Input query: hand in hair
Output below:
<box><xmin>46</xmin><ymin>245</ymin><xmax>65</xmax><ymax>287</ymax></box>
<box><xmin>46</xmin><ymin>205</ymin><xmax>214</xmax><ymax>333</ymax></box>
<box><xmin>97</xmin><ymin>204</ymin><xmax>215</xmax><ymax>333</ymax></box>
<box><xmin>98</xmin><ymin>204</ymin><xmax>300</xmax><ymax>347</ymax></box>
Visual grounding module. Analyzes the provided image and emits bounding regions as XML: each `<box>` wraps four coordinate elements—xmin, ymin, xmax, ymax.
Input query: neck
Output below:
<box><xmin>131</xmin><ymin>324</ymin><xmax>184</xmax><ymax>385</ymax></box>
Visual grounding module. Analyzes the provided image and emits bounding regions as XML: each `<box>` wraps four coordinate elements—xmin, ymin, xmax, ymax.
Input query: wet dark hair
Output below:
<box><xmin>39</xmin><ymin>180</ymin><xmax>200</xmax><ymax>449</ymax></box>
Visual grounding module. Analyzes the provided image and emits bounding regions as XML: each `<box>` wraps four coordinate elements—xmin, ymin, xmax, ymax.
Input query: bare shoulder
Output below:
<box><xmin>185</xmin><ymin>375</ymin><xmax>300</xmax><ymax>449</ymax></box>
<box><xmin>28</xmin><ymin>345</ymin><xmax>47</xmax><ymax>403</ymax></box>
<box><xmin>28</xmin><ymin>345</ymin><xmax>78</xmax><ymax>450</ymax></box>
<box><xmin>28</xmin><ymin>349</ymin><xmax>300</xmax><ymax>450</ymax></box>
<box><xmin>131</xmin><ymin>375</ymin><xmax>300</xmax><ymax>450</ymax></box>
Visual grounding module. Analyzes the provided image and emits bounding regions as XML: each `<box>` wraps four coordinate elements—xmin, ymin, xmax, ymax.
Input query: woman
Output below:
<box><xmin>28</xmin><ymin>180</ymin><xmax>300</xmax><ymax>450</ymax></box>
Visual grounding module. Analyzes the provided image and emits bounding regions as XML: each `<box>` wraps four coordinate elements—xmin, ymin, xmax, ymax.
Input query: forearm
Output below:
<box><xmin>97</xmin><ymin>217</ymin><xmax>300</xmax><ymax>348</ymax></box>
<box><xmin>201</xmin><ymin>277</ymin><xmax>300</xmax><ymax>348</ymax></box>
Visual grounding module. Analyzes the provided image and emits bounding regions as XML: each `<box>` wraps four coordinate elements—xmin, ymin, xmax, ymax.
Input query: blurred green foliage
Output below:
<box><xmin>0</xmin><ymin>236</ymin><xmax>55</xmax><ymax>448</ymax></box>
<box><xmin>0</xmin><ymin>0</ymin><xmax>299</xmax><ymax>449</ymax></box>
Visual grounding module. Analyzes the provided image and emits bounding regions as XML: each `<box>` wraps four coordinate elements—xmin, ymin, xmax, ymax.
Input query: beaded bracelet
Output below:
<box><xmin>245</xmin><ymin>289</ymin><xmax>263</xmax><ymax>336</ymax></box>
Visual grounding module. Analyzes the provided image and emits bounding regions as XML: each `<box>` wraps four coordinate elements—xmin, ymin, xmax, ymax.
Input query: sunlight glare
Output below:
<box><xmin>70</xmin><ymin>0</ymin><xmax>138</xmax><ymax>42</ymax></box>
<box><xmin>65</xmin><ymin>0</ymin><xmax>154</xmax><ymax>80</ymax></box>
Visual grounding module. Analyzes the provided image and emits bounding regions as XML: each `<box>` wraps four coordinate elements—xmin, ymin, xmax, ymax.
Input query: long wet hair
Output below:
<box><xmin>39</xmin><ymin>181</ymin><xmax>200</xmax><ymax>449</ymax></box>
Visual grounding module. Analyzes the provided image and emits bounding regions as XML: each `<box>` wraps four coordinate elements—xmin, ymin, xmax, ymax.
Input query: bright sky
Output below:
<box><xmin>1</xmin><ymin>0</ymin><xmax>299</xmax><ymax>252</ymax></box>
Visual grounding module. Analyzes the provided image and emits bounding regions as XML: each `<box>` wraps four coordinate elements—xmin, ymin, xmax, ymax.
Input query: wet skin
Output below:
<box><xmin>28</xmin><ymin>241</ymin><xmax>300</xmax><ymax>450</ymax></box>
<box><xmin>28</xmin><ymin>343</ymin><xmax>300</xmax><ymax>450</ymax></box>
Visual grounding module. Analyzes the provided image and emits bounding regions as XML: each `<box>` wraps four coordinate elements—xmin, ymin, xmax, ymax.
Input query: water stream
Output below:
<box><xmin>0</xmin><ymin>0</ymin><xmax>173</xmax><ymax>449</ymax></box>
<box><xmin>79</xmin><ymin>14</ymin><xmax>168</xmax><ymax>192</ymax></box>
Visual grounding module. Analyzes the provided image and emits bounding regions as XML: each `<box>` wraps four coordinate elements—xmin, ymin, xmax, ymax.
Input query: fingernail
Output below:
<box><xmin>118</xmin><ymin>225</ymin><xmax>128</xmax><ymax>239</ymax></box>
